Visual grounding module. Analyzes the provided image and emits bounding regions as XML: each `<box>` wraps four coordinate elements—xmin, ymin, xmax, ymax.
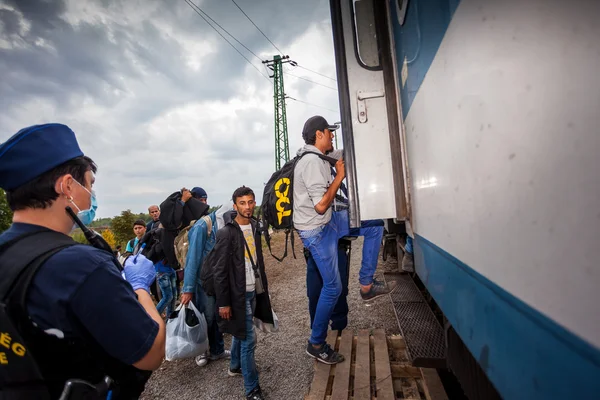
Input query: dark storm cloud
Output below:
<box><xmin>0</xmin><ymin>0</ymin><xmax>325</xmax><ymax>115</ymax></box>
<box><xmin>0</xmin><ymin>0</ymin><xmax>138</xmax><ymax>111</ymax></box>
<box><xmin>0</xmin><ymin>8</ymin><xmax>20</xmax><ymax>35</ymax></box>
<box><xmin>0</xmin><ymin>0</ymin><xmax>337</xmax><ymax>216</ymax></box>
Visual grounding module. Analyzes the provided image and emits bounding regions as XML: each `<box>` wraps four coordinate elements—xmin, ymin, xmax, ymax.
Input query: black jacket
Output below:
<box><xmin>159</xmin><ymin>192</ymin><xmax>209</xmax><ymax>268</ymax></box>
<box><xmin>213</xmin><ymin>218</ymin><xmax>274</xmax><ymax>339</ymax></box>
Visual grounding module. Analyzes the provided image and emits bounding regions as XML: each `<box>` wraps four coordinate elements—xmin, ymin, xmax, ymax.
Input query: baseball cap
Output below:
<box><xmin>302</xmin><ymin>116</ymin><xmax>338</xmax><ymax>143</ymax></box>
<box><xmin>191</xmin><ymin>187</ymin><xmax>207</xmax><ymax>199</ymax></box>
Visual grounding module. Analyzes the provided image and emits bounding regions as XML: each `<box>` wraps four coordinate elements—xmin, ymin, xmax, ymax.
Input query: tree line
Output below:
<box><xmin>1</xmin><ymin>191</ymin><xmax>260</xmax><ymax>251</ymax></box>
<box><xmin>67</xmin><ymin>206</ymin><xmax>231</xmax><ymax>250</ymax></box>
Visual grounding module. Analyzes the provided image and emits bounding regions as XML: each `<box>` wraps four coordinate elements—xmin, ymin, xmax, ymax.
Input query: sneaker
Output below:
<box><xmin>195</xmin><ymin>354</ymin><xmax>208</xmax><ymax>367</ymax></box>
<box><xmin>209</xmin><ymin>349</ymin><xmax>231</xmax><ymax>361</ymax></box>
<box><xmin>401</xmin><ymin>252</ymin><xmax>415</xmax><ymax>272</ymax></box>
<box><xmin>360</xmin><ymin>279</ymin><xmax>397</xmax><ymax>302</ymax></box>
<box><xmin>246</xmin><ymin>386</ymin><xmax>265</xmax><ymax>400</ymax></box>
<box><xmin>306</xmin><ymin>341</ymin><xmax>345</xmax><ymax>365</ymax></box>
<box><xmin>228</xmin><ymin>367</ymin><xmax>242</xmax><ymax>377</ymax></box>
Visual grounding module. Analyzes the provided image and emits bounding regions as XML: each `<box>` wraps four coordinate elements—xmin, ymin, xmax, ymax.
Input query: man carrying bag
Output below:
<box><xmin>212</xmin><ymin>186</ymin><xmax>274</xmax><ymax>400</ymax></box>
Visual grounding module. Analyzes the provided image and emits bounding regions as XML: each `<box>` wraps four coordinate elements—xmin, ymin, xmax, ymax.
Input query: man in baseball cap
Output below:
<box><xmin>301</xmin><ymin>115</ymin><xmax>338</xmax><ymax>144</ymax></box>
<box><xmin>191</xmin><ymin>187</ymin><xmax>208</xmax><ymax>203</ymax></box>
<box><xmin>0</xmin><ymin>123</ymin><xmax>165</xmax><ymax>397</ymax></box>
<box><xmin>293</xmin><ymin>115</ymin><xmax>393</xmax><ymax>365</ymax></box>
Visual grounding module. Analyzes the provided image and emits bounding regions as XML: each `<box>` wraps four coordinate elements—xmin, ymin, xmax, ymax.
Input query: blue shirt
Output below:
<box><xmin>182</xmin><ymin>212</ymin><xmax>217</xmax><ymax>293</ymax></box>
<box><xmin>0</xmin><ymin>223</ymin><xmax>158</xmax><ymax>365</ymax></box>
<box><xmin>125</xmin><ymin>237</ymin><xmax>139</xmax><ymax>253</ymax></box>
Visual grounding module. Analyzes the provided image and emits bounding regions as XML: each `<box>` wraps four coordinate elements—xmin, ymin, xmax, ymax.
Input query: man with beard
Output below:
<box><xmin>213</xmin><ymin>186</ymin><xmax>274</xmax><ymax>400</ymax></box>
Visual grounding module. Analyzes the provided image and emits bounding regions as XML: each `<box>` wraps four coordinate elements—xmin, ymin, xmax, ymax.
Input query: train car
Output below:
<box><xmin>328</xmin><ymin>0</ymin><xmax>600</xmax><ymax>398</ymax></box>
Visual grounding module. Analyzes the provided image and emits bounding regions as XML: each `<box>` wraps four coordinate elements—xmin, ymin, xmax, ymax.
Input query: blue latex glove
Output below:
<box><xmin>124</xmin><ymin>254</ymin><xmax>156</xmax><ymax>292</ymax></box>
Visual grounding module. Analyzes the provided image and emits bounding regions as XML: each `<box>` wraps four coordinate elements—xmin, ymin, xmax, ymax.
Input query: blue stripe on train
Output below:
<box><xmin>414</xmin><ymin>234</ymin><xmax>600</xmax><ymax>399</ymax></box>
<box><xmin>390</xmin><ymin>0</ymin><xmax>460</xmax><ymax>119</ymax></box>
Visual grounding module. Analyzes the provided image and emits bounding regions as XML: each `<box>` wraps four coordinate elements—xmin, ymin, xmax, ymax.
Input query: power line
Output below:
<box><xmin>295</xmin><ymin>64</ymin><xmax>337</xmax><ymax>82</ymax></box>
<box><xmin>185</xmin><ymin>0</ymin><xmax>262</xmax><ymax>61</ymax></box>
<box><xmin>287</xmin><ymin>95</ymin><xmax>339</xmax><ymax>113</ymax></box>
<box><xmin>184</xmin><ymin>0</ymin><xmax>270</xmax><ymax>82</ymax></box>
<box><xmin>283</xmin><ymin>71</ymin><xmax>338</xmax><ymax>91</ymax></box>
<box><xmin>230</xmin><ymin>0</ymin><xmax>284</xmax><ymax>55</ymax></box>
<box><xmin>185</xmin><ymin>0</ymin><xmax>262</xmax><ymax>63</ymax></box>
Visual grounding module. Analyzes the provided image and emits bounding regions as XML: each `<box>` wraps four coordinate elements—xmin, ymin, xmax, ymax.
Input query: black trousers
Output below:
<box><xmin>305</xmin><ymin>238</ymin><xmax>352</xmax><ymax>331</ymax></box>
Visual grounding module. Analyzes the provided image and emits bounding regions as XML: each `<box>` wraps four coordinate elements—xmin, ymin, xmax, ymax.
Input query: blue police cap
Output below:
<box><xmin>0</xmin><ymin>123</ymin><xmax>84</xmax><ymax>190</ymax></box>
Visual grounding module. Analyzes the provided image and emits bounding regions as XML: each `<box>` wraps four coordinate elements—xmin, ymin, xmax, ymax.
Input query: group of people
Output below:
<box><xmin>0</xmin><ymin>115</ymin><xmax>400</xmax><ymax>400</ymax></box>
<box><xmin>120</xmin><ymin>183</ymin><xmax>271</xmax><ymax>399</ymax></box>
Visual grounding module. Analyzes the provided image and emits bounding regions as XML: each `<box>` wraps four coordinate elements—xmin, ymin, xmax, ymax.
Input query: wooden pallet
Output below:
<box><xmin>305</xmin><ymin>329</ymin><xmax>448</xmax><ymax>400</ymax></box>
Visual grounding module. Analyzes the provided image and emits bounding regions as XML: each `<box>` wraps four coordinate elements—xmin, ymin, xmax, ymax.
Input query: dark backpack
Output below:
<box><xmin>260</xmin><ymin>151</ymin><xmax>336</xmax><ymax>261</ymax></box>
<box><xmin>159</xmin><ymin>192</ymin><xmax>210</xmax><ymax>269</ymax></box>
<box><xmin>137</xmin><ymin>227</ymin><xmax>166</xmax><ymax>264</ymax></box>
<box><xmin>0</xmin><ymin>230</ymin><xmax>77</xmax><ymax>399</ymax></box>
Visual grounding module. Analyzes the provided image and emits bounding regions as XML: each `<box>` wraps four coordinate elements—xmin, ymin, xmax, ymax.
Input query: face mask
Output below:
<box><xmin>63</xmin><ymin>180</ymin><xmax>98</xmax><ymax>226</ymax></box>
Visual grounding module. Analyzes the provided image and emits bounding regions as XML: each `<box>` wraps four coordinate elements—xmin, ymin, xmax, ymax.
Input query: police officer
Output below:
<box><xmin>0</xmin><ymin>124</ymin><xmax>165</xmax><ymax>399</ymax></box>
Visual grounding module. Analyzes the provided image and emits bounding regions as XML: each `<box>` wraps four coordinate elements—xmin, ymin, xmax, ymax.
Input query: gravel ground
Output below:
<box><xmin>141</xmin><ymin>233</ymin><xmax>401</xmax><ymax>400</ymax></box>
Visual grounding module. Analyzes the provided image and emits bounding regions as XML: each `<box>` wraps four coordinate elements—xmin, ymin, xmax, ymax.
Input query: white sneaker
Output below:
<box><xmin>209</xmin><ymin>349</ymin><xmax>231</xmax><ymax>361</ymax></box>
<box><xmin>195</xmin><ymin>354</ymin><xmax>208</xmax><ymax>367</ymax></box>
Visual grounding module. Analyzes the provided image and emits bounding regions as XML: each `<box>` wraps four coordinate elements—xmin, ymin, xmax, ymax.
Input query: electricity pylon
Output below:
<box><xmin>263</xmin><ymin>55</ymin><xmax>296</xmax><ymax>170</ymax></box>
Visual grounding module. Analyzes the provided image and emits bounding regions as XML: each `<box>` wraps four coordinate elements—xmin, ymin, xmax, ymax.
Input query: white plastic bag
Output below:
<box><xmin>165</xmin><ymin>301</ymin><xmax>208</xmax><ymax>361</ymax></box>
<box><xmin>254</xmin><ymin>309</ymin><xmax>279</xmax><ymax>334</ymax></box>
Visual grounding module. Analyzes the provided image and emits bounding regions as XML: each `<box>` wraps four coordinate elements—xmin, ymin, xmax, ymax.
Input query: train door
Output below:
<box><xmin>329</xmin><ymin>0</ymin><xmax>409</xmax><ymax>228</ymax></box>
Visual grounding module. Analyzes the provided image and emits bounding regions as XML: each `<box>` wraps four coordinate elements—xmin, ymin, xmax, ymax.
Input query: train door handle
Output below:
<box><xmin>357</xmin><ymin>90</ymin><xmax>385</xmax><ymax>123</ymax></box>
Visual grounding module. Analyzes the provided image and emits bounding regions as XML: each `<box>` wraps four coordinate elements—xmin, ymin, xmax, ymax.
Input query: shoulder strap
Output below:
<box><xmin>241</xmin><ymin>232</ymin><xmax>260</xmax><ymax>279</ymax></box>
<box><xmin>300</xmin><ymin>151</ymin><xmax>337</xmax><ymax>165</ymax></box>
<box><xmin>0</xmin><ymin>230</ymin><xmax>78</xmax><ymax>302</ymax></box>
<box><xmin>201</xmin><ymin>215</ymin><xmax>213</xmax><ymax>235</ymax></box>
<box><xmin>256</xmin><ymin>211</ymin><xmax>284</xmax><ymax>263</ymax></box>
<box><xmin>305</xmin><ymin>151</ymin><xmax>349</xmax><ymax>197</ymax></box>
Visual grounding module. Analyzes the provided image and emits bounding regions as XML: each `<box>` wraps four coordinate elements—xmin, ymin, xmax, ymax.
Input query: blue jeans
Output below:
<box><xmin>156</xmin><ymin>271</ymin><xmax>177</xmax><ymax>317</ymax></box>
<box><xmin>306</xmin><ymin>239</ymin><xmax>351</xmax><ymax>331</ymax></box>
<box><xmin>405</xmin><ymin>236</ymin><xmax>413</xmax><ymax>254</ymax></box>
<box><xmin>230</xmin><ymin>291</ymin><xmax>259</xmax><ymax>396</ymax></box>
<box><xmin>194</xmin><ymin>283</ymin><xmax>225</xmax><ymax>357</ymax></box>
<box><xmin>298</xmin><ymin>210</ymin><xmax>384</xmax><ymax>345</ymax></box>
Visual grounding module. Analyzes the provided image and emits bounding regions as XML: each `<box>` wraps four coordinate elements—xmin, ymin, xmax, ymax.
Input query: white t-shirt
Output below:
<box><xmin>240</xmin><ymin>224</ymin><xmax>257</xmax><ymax>292</ymax></box>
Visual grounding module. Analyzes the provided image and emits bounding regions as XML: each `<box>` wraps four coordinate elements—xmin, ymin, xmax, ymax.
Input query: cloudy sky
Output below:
<box><xmin>0</xmin><ymin>0</ymin><xmax>340</xmax><ymax>218</ymax></box>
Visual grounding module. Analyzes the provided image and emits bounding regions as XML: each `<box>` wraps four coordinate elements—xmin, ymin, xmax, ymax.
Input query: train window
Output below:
<box><xmin>353</xmin><ymin>0</ymin><xmax>380</xmax><ymax>68</ymax></box>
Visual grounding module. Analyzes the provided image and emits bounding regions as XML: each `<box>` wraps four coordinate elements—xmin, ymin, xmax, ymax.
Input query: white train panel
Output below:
<box><xmin>404</xmin><ymin>0</ymin><xmax>600</xmax><ymax>348</ymax></box>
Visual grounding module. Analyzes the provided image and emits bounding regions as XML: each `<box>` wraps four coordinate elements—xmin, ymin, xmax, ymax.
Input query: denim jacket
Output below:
<box><xmin>182</xmin><ymin>211</ymin><xmax>218</xmax><ymax>294</ymax></box>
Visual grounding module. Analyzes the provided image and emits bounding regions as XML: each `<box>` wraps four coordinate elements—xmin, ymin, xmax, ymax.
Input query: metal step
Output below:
<box><xmin>386</xmin><ymin>273</ymin><xmax>446</xmax><ymax>369</ymax></box>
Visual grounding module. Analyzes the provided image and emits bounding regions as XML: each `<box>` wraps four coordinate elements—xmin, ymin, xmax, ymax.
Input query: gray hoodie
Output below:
<box><xmin>293</xmin><ymin>145</ymin><xmax>343</xmax><ymax>231</ymax></box>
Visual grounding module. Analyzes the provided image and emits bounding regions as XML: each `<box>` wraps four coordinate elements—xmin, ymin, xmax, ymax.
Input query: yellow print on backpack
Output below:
<box><xmin>0</xmin><ymin>331</ymin><xmax>26</xmax><ymax>365</ymax></box>
<box><xmin>274</xmin><ymin>177</ymin><xmax>291</xmax><ymax>225</ymax></box>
